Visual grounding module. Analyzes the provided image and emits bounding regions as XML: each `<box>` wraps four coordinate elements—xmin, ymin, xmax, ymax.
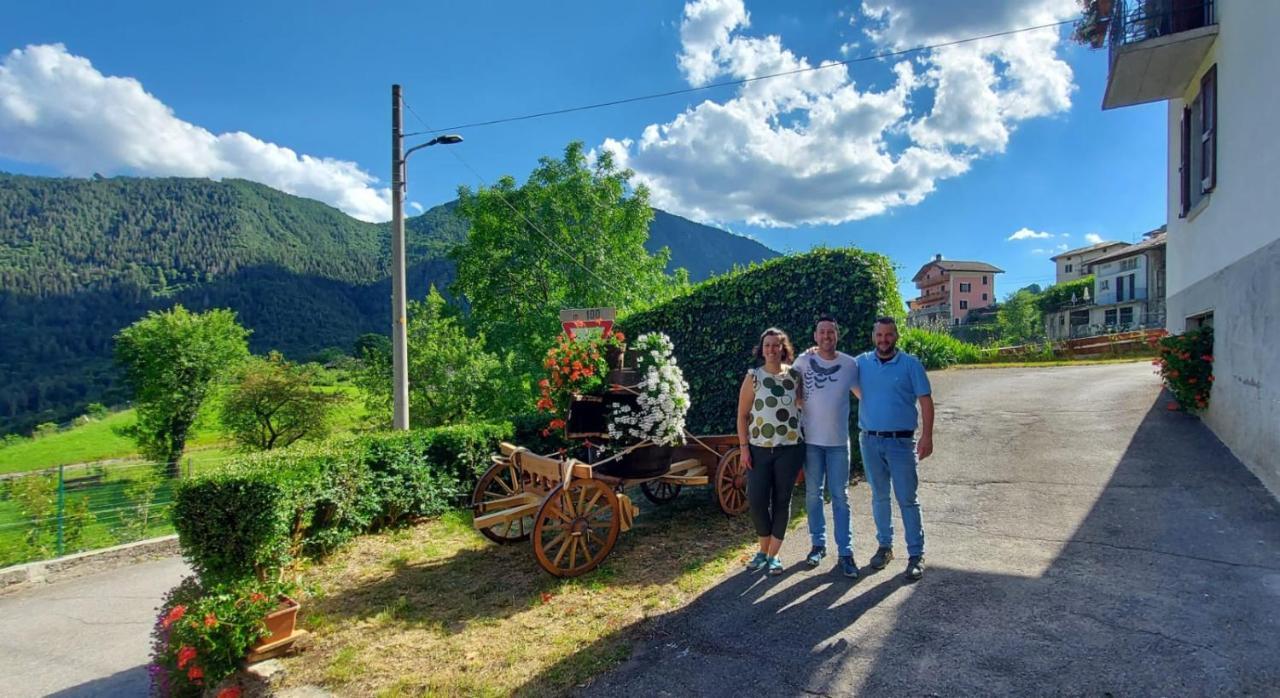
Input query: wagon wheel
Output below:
<box><xmin>713</xmin><ymin>448</ymin><xmax>749</xmax><ymax>516</ymax></box>
<box><xmin>471</xmin><ymin>457</ymin><xmax>532</xmax><ymax>544</ymax></box>
<box><xmin>640</xmin><ymin>480</ymin><xmax>682</xmax><ymax>504</ymax></box>
<box><xmin>532</xmin><ymin>479</ymin><xmax>620</xmax><ymax>577</ymax></box>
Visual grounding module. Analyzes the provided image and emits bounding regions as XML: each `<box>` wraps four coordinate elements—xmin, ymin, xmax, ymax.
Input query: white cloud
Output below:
<box><xmin>408</xmin><ymin>201</ymin><xmax>425</xmax><ymax>214</ymax></box>
<box><xmin>605</xmin><ymin>0</ymin><xmax>1077</xmax><ymax>227</ymax></box>
<box><xmin>1084</xmin><ymin>232</ymin><xmax>1104</xmax><ymax>244</ymax></box>
<box><xmin>1007</xmin><ymin>227</ymin><xmax>1053</xmax><ymax>241</ymax></box>
<box><xmin>0</xmin><ymin>44</ymin><xmax>391</xmax><ymax>222</ymax></box>
<box><xmin>1031</xmin><ymin>243</ymin><xmax>1070</xmax><ymax>255</ymax></box>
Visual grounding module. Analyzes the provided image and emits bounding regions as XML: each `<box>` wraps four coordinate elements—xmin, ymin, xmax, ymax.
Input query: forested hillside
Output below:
<box><xmin>0</xmin><ymin>174</ymin><xmax>776</xmax><ymax>434</ymax></box>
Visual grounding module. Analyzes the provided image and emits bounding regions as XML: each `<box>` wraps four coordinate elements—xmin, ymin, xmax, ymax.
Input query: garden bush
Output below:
<box><xmin>897</xmin><ymin>328</ymin><xmax>983</xmax><ymax>369</ymax></box>
<box><xmin>617</xmin><ymin>248</ymin><xmax>901</xmax><ymax>436</ymax></box>
<box><xmin>1153</xmin><ymin>327</ymin><xmax>1214</xmax><ymax>412</ymax></box>
<box><xmin>172</xmin><ymin>422</ymin><xmax>511</xmax><ymax>584</ymax></box>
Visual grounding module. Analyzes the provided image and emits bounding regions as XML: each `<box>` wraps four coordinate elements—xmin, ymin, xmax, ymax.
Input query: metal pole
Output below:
<box><xmin>391</xmin><ymin>84</ymin><xmax>410</xmax><ymax>430</ymax></box>
<box><xmin>56</xmin><ymin>464</ymin><xmax>65</xmax><ymax>556</ymax></box>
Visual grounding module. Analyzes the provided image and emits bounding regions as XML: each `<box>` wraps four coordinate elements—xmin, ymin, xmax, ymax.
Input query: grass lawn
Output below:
<box><xmin>275</xmin><ymin>492</ymin><xmax>767</xmax><ymax>697</ymax></box>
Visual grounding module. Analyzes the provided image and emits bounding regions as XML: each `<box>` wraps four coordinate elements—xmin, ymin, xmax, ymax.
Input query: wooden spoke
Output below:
<box><xmin>472</xmin><ymin>458</ymin><xmax>534</xmax><ymax>544</ymax></box>
<box><xmin>640</xmin><ymin>480</ymin><xmax>682</xmax><ymax>504</ymax></box>
<box><xmin>714</xmin><ymin>448</ymin><xmax>749</xmax><ymax>516</ymax></box>
<box><xmin>533</xmin><ymin>479</ymin><xmax>621</xmax><ymax>578</ymax></box>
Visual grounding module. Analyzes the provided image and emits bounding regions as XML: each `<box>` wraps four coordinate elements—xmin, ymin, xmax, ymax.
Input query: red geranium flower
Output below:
<box><xmin>187</xmin><ymin>665</ymin><xmax>204</xmax><ymax>682</ymax></box>
<box><xmin>177</xmin><ymin>645</ymin><xmax>197</xmax><ymax>669</ymax></box>
<box><xmin>163</xmin><ymin>605</ymin><xmax>187</xmax><ymax>629</ymax></box>
<box><xmin>217</xmin><ymin>688</ymin><xmax>244</xmax><ymax>698</ymax></box>
<box><xmin>204</xmin><ymin>613</ymin><xmax>218</xmax><ymax>628</ymax></box>
<box><xmin>1202</xmin><ymin>354</ymin><xmax>1214</xmax><ymax>362</ymax></box>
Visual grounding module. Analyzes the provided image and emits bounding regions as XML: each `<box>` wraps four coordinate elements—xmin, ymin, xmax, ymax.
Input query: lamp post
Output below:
<box><xmin>391</xmin><ymin>84</ymin><xmax>462</xmax><ymax>430</ymax></box>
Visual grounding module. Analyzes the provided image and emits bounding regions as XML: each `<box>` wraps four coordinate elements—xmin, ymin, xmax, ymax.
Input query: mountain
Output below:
<box><xmin>0</xmin><ymin>173</ymin><xmax>777</xmax><ymax>434</ymax></box>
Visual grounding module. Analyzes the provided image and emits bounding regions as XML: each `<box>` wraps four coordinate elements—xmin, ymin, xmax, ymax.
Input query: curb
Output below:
<box><xmin>0</xmin><ymin>534</ymin><xmax>181</xmax><ymax>593</ymax></box>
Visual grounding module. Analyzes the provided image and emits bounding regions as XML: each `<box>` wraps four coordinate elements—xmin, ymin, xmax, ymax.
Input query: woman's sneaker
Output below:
<box><xmin>767</xmin><ymin>556</ymin><xmax>785</xmax><ymax>576</ymax></box>
<box><xmin>745</xmin><ymin>551</ymin><xmax>768</xmax><ymax>572</ymax></box>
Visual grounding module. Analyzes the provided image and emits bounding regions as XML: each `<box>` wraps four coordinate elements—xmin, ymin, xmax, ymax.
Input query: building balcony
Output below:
<box><xmin>1103</xmin><ymin>0</ymin><xmax>1218</xmax><ymax>109</ymax></box>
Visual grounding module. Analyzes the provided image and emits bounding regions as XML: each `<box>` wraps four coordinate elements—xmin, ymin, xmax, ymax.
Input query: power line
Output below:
<box><xmin>401</xmin><ymin>98</ymin><xmax>638</xmax><ymax>305</ymax></box>
<box><xmin>403</xmin><ymin>17</ymin><xmax>1079</xmax><ymax>137</ymax></box>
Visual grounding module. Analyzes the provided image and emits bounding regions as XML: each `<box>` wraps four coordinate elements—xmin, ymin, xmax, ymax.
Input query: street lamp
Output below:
<box><xmin>391</xmin><ymin>84</ymin><xmax>463</xmax><ymax>430</ymax></box>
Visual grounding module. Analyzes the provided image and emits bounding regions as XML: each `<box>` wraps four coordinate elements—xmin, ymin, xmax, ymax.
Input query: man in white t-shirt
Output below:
<box><xmin>791</xmin><ymin>316</ymin><xmax>861</xmax><ymax>578</ymax></box>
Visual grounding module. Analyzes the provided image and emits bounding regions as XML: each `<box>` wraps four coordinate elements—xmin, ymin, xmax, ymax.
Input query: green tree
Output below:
<box><xmin>451</xmin><ymin>141</ymin><xmax>688</xmax><ymax>383</ymax></box>
<box><xmin>996</xmin><ymin>289</ymin><xmax>1045</xmax><ymax>346</ymax></box>
<box><xmin>357</xmin><ymin>286</ymin><xmax>518</xmax><ymax>428</ymax></box>
<box><xmin>220</xmin><ymin>352</ymin><xmax>344</xmax><ymax>450</ymax></box>
<box><xmin>114</xmin><ymin>305</ymin><xmax>250</xmax><ymax>476</ymax></box>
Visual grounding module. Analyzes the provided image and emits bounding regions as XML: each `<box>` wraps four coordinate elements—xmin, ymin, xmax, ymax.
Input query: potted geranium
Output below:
<box><xmin>149</xmin><ymin>576</ymin><xmax>299</xmax><ymax>697</ymax></box>
<box><xmin>536</xmin><ymin>330</ymin><xmax>626</xmax><ymax>438</ymax></box>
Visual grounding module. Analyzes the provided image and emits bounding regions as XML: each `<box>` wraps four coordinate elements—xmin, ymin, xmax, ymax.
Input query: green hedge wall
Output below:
<box><xmin>617</xmin><ymin>248</ymin><xmax>902</xmax><ymax>441</ymax></box>
<box><xmin>173</xmin><ymin>422</ymin><xmax>511</xmax><ymax>584</ymax></box>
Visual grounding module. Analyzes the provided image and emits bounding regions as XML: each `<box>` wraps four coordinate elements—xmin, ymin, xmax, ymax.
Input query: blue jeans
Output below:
<box><xmin>804</xmin><ymin>444</ymin><xmax>854</xmax><ymax>557</ymax></box>
<box><xmin>858</xmin><ymin>433</ymin><xmax>924</xmax><ymax>557</ymax></box>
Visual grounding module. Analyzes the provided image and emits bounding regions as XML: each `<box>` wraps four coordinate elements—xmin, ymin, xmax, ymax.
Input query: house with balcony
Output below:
<box><xmin>1101</xmin><ymin>0</ymin><xmax>1280</xmax><ymax>495</ymax></box>
<box><xmin>1051</xmin><ymin>240</ymin><xmax>1130</xmax><ymax>284</ymax></box>
<box><xmin>906</xmin><ymin>255</ymin><xmax>1003</xmax><ymax>328</ymax></box>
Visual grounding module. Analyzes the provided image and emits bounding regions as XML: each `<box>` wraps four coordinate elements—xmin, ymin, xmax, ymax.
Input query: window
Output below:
<box><xmin>1101</xmin><ymin>279</ymin><xmax>1110</xmax><ymax>290</ymax></box>
<box><xmin>1181</xmin><ymin>65</ymin><xmax>1217</xmax><ymax>215</ymax></box>
<box><xmin>1065</xmin><ymin>263</ymin><xmax>1073</xmax><ymax>273</ymax></box>
<box><xmin>1187</xmin><ymin>311</ymin><xmax>1214</xmax><ymax>330</ymax></box>
<box><xmin>959</xmin><ymin>282</ymin><xmax>971</xmax><ymax>292</ymax></box>
<box><xmin>981</xmin><ymin>293</ymin><xmax>988</xmax><ymax>301</ymax></box>
<box><xmin>1120</xmin><ymin>258</ymin><xmax>1138</xmax><ymax>271</ymax></box>
<box><xmin>959</xmin><ymin>300</ymin><xmax>969</xmax><ymax>310</ymax></box>
<box><xmin>1119</xmin><ymin>307</ymin><xmax>1134</xmax><ymax>325</ymax></box>
<box><xmin>982</xmin><ymin>275</ymin><xmax>988</xmax><ymax>285</ymax></box>
<box><xmin>1105</xmin><ymin>309</ymin><xmax>1118</xmax><ymax>325</ymax></box>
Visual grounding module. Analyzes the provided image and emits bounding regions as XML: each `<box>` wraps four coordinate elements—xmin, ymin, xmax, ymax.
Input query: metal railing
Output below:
<box><xmin>0</xmin><ymin>460</ymin><xmax>191</xmax><ymax>568</ymax></box>
<box><xmin>1109</xmin><ymin>0</ymin><xmax>1216</xmax><ymax>64</ymax></box>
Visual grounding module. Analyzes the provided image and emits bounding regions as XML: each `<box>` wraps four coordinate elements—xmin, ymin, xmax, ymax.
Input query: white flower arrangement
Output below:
<box><xmin>606</xmin><ymin>332</ymin><xmax>690</xmax><ymax>447</ymax></box>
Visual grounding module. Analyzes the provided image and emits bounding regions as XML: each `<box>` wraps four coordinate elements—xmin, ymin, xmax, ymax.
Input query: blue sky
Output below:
<box><xmin>0</xmin><ymin>0</ymin><xmax>1166</xmax><ymax>303</ymax></box>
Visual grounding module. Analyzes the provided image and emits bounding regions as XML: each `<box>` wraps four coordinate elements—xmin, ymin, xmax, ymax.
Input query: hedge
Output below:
<box><xmin>173</xmin><ymin>422</ymin><xmax>511</xmax><ymax>584</ymax></box>
<box><xmin>898</xmin><ymin>328</ymin><xmax>983</xmax><ymax>369</ymax></box>
<box><xmin>617</xmin><ymin>248</ymin><xmax>902</xmax><ymax>451</ymax></box>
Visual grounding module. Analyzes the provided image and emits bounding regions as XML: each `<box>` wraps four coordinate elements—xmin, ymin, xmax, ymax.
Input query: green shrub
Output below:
<box><xmin>1154</xmin><ymin>327</ymin><xmax>1213</xmax><ymax>412</ymax></box>
<box><xmin>617</xmin><ymin>248</ymin><xmax>901</xmax><ymax>436</ymax></box>
<box><xmin>898</xmin><ymin>328</ymin><xmax>983</xmax><ymax>369</ymax></box>
<box><xmin>172</xmin><ymin>422</ymin><xmax>512</xmax><ymax>584</ymax></box>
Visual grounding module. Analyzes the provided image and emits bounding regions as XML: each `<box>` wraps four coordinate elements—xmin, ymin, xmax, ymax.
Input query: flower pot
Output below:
<box><xmin>567</xmin><ymin>395</ymin><xmax>608</xmax><ymax>437</ymax></box>
<box><xmin>251</xmin><ymin>596</ymin><xmax>300</xmax><ymax>650</ymax></box>
<box><xmin>596</xmin><ymin>444</ymin><xmax>673</xmax><ymax>479</ymax></box>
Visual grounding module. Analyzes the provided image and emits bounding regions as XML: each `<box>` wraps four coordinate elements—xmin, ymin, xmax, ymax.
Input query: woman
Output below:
<box><xmin>737</xmin><ymin>327</ymin><xmax>805</xmax><ymax>575</ymax></box>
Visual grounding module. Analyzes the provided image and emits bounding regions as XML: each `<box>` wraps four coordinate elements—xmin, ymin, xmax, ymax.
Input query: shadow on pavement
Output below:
<box><xmin>47</xmin><ymin>665</ymin><xmax>147</xmax><ymax>697</ymax></box>
<box><xmin>535</xmin><ymin>394</ymin><xmax>1280</xmax><ymax>696</ymax></box>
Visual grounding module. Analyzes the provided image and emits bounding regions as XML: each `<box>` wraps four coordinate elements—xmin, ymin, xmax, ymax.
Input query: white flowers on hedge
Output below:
<box><xmin>607</xmin><ymin>332</ymin><xmax>690</xmax><ymax>447</ymax></box>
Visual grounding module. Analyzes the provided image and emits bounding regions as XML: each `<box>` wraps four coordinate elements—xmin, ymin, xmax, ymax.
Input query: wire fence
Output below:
<box><xmin>0</xmin><ymin>459</ymin><xmax>195</xmax><ymax>568</ymax></box>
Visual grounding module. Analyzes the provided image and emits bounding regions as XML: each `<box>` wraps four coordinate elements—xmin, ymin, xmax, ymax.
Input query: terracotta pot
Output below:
<box><xmin>251</xmin><ymin>596</ymin><xmax>300</xmax><ymax>649</ymax></box>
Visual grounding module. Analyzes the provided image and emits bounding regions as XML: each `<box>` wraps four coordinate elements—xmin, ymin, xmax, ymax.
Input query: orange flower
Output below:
<box><xmin>538</xmin><ymin>378</ymin><xmax>550</xmax><ymax>388</ymax></box>
<box><xmin>570</xmin><ymin>371</ymin><xmax>581</xmax><ymax>381</ymax></box>
<box><xmin>187</xmin><ymin>665</ymin><xmax>204</xmax><ymax>682</ymax></box>
<box><xmin>614</xmin><ymin>332</ymin><xmax>625</xmax><ymax>342</ymax></box>
<box><xmin>204</xmin><ymin>613</ymin><xmax>218</xmax><ymax>628</ymax></box>
<box><xmin>549</xmin><ymin>418</ymin><xmax>566</xmax><ymax>430</ymax></box>
<box><xmin>1187</xmin><ymin>378</ymin><xmax>1197</xmax><ymax>384</ymax></box>
<box><xmin>163</xmin><ymin>605</ymin><xmax>187</xmax><ymax>629</ymax></box>
<box><xmin>217</xmin><ymin>688</ymin><xmax>244</xmax><ymax>698</ymax></box>
<box><xmin>572</xmin><ymin>361</ymin><xmax>583</xmax><ymax>371</ymax></box>
<box><xmin>249</xmin><ymin>592</ymin><xmax>267</xmax><ymax>603</ymax></box>
<box><xmin>177</xmin><ymin>645</ymin><xmax>197</xmax><ymax>669</ymax></box>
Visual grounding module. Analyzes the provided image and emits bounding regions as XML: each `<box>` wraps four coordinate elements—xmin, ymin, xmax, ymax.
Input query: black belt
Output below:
<box><xmin>863</xmin><ymin>430</ymin><xmax>914</xmax><ymax>438</ymax></box>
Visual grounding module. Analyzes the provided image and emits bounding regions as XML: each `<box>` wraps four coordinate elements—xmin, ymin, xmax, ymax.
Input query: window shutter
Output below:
<box><xmin>1201</xmin><ymin>65</ymin><xmax>1217</xmax><ymax>192</ymax></box>
<box><xmin>1180</xmin><ymin>106</ymin><xmax>1192</xmax><ymax>215</ymax></box>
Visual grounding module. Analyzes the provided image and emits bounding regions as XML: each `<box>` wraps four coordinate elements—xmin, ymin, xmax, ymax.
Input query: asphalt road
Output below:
<box><xmin>583</xmin><ymin>362</ymin><xmax>1280</xmax><ymax>696</ymax></box>
<box><xmin>0</xmin><ymin>556</ymin><xmax>189</xmax><ymax>697</ymax></box>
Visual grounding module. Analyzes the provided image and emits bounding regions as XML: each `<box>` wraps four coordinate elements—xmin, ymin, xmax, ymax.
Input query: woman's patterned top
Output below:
<box><xmin>747</xmin><ymin>365</ymin><xmax>803</xmax><ymax>447</ymax></box>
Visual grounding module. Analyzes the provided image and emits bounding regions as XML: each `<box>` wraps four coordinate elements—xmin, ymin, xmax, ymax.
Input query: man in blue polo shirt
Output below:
<box><xmin>855</xmin><ymin>316</ymin><xmax>934</xmax><ymax>582</ymax></box>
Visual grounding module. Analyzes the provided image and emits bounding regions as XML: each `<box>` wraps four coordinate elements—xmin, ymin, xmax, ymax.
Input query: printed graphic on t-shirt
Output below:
<box><xmin>801</xmin><ymin>360</ymin><xmax>844</xmax><ymax>395</ymax></box>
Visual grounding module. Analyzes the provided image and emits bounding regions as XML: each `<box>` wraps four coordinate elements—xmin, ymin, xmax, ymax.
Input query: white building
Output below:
<box><xmin>1103</xmin><ymin>0</ymin><xmax>1280</xmax><ymax>495</ymax></box>
<box><xmin>1050</xmin><ymin>240</ymin><xmax>1130</xmax><ymax>284</ymax></box>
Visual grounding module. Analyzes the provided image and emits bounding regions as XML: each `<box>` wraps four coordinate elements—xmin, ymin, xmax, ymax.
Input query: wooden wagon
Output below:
<box><xmin>470</xmin><ymin>435</ymin><xmax>748</xmax><ymax>577</ymax></box>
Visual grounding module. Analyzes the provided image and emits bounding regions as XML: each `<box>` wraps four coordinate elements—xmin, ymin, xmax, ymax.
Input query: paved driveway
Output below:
<box><xmin>0</xmin><ymin>556</ymin><xmax>189</xmax><ymax>697</ymax></box>
<box><xmin>584</xmin><ymin>362</ymin><xmax>1280</xmax><ymax>696</ymax></box>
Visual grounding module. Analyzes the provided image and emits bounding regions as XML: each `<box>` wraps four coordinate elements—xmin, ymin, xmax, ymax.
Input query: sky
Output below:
<box><xmin>0</xmin><ymin>0</ymin><xmax>1167</xmax><ymax>304</ymax></box>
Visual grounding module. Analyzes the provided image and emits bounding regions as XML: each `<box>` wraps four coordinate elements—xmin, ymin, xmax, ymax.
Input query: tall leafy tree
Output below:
<box><xmin>357</xmin><ymin>286</ymin><xmax>518</xmax><ymax>428</ymax></box>
<box><xmin>114</xmin><ymin>305</ymin><xmax>250</xmax><ymax>476</ymax></box>
<box><xmin>451</xmin><ymin>141</ymin><xmax>688</xmax><ymax>383</ymax></box>
<box><xmin>996</xmin><ymin>289</ymin><xmax>1045</xmax><ymax>346</ymax></box>
<box><xmin>220</xmin><ymin>352</ymin><xmax>344</xmax><ymax>450</ymax></box>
